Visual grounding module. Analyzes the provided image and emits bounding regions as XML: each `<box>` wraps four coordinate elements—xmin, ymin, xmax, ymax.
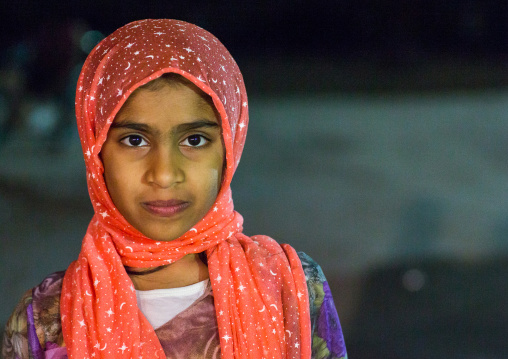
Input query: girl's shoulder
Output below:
<box><xmin>2</xmin><ymin>271</ymin><xmax>66</xmax><ymax>359</ymax></box>
<box><xmin>297</xmin><ymin>252</ymin><xmax>348</xmax><ymax>359</ymax></box>
<box><xmin>298</xmin><ymin>251</ymin><xmax>327</xmax><ymax>283</ymax></box>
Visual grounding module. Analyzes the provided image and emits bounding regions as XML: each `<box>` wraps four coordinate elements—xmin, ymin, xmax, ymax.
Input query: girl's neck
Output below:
<box><xmin>127</xmin><ymin>254</ymin><xmax>209</xmax><ymax>291</ymax></box>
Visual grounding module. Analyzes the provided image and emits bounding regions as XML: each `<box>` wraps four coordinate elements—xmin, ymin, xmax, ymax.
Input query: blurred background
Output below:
<box><xmin>1</xmin><ymin>1</ymin><xmax>508</xmax><ymax>357</ymax></box>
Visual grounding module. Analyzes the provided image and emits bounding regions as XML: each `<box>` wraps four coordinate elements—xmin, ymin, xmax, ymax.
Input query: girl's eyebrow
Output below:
<box><xmin>175</xmin><ymin>120</ymin><xmax>220</xmax><ymax>133</ymax></box>
<box><xmin>110</xmin><ymin>119</ymin><xmax>220</xmax><ymax>135</ymax></box>
<box><xmin>110</xmin><ymin>121</ymin><xmax>153</xmax><ymax>133</ymax></box>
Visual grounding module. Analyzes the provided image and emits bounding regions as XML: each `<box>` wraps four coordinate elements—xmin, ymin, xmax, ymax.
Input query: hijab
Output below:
<box><xmin>61</xmin><ymin>19</ymin><xmax>311</xmax><ymax>358</ymax></box>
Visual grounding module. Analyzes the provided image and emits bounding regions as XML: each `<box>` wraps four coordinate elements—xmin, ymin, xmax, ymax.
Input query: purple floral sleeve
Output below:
<box><xmin>298</xmin><ymin>252</ymin><xmax>348</xmax><ymax>359</ymax></box>
<box><xmin>2</xmin><ymin>289</ymin><xmax>32</xmax><ymax>359</ymax></box>
<box><xmin>2</xmin><ymin>272</ymin><xmax>67</xmax><ymax>359</ymax></box>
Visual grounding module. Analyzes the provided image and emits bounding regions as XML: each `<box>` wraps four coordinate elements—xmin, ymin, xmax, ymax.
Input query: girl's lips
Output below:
<box><xmin>142</xmin><ymin>200</ymin><xmax>190</xmax><ymax>217</ymax></box>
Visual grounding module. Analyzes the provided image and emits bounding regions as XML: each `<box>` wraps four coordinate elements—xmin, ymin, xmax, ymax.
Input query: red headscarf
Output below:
<box><xmin>61</xmin><ymin>19</ymin><xmax>311</xmax><ymax>358</ymax></box>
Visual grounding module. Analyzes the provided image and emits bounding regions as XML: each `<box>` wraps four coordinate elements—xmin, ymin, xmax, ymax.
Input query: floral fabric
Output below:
<box><xmin>2</xmin><ymin>253</ymin><xmax>347</xmax><ymax>359</ymax></box>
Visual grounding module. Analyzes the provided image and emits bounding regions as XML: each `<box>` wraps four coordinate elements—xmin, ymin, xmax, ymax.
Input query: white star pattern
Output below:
<box><xmin>119</xmin><ymin>343</ymin><xmax>128</xmax><ymax>353</ymax></box>
<box><xmin>238</xmin><ymin>284</ymin><xmax>245</xmax><ymax>292</ymax></box>
<box><xmin>222</xmin><ymin>334</ymin><xmax>231</xmax><ymax>343</ymax></box>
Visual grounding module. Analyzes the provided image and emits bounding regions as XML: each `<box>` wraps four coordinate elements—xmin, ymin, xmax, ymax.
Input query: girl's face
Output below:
<box><xmin>101</xmin><ymin>81</ymin><xmax>224</xmax><ymax>242</ymax></box>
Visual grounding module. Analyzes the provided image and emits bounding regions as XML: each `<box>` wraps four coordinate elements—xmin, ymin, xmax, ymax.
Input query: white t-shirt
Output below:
<box><xmin>135</xmin><ymin>279</ymin><xmax>209</xmax><ymax>329</ymax></box>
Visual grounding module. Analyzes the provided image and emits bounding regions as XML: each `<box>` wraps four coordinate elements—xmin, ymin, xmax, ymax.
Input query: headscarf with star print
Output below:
<box><xmin>61</xmin><ymin>19</ymin><xmax>311</xmax><ymax>358</ymax></box>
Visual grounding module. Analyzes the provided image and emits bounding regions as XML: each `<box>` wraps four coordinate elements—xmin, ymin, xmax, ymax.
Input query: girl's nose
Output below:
<box><xmin>145</xmin><ymin>147</ymin><xmax>184</xmax><ymax>188</ymax></box>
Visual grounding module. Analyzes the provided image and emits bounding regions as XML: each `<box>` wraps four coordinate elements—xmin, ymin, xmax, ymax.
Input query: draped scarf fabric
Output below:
<box><xmin>61</xmin><ymin>19</ymin><xmax>311</xmax><ymax>358</ymax></box>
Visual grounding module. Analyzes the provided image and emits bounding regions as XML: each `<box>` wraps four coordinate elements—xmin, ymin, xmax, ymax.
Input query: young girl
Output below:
<box><xmin>2</xmin><ymin>19</ymin><xmax>347</xmax><ymax>359</ymax></box>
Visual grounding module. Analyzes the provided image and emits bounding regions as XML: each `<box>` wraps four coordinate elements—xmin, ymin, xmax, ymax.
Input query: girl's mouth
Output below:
<box><xmin>141</xmin><ymin>200</ymin><xmax>190</xmax><ymax>217</ymax></box>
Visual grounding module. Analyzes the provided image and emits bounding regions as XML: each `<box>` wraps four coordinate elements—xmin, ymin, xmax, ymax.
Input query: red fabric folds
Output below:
<box><xmin>61</xmin><ymin>19</ymin><xmax>311</xmax><ymax>358</ymax></box>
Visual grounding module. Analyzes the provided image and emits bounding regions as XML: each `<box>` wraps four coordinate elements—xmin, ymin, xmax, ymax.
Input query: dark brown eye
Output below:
<box><xmin>120</xmin><ymin>135</ymin><xmax>147</xmax><ymax>147</ymax></box>
<box><xmin>182</xmin><ymin>135</ymin><xmax>208</xmax><ymax>147</ymax></box>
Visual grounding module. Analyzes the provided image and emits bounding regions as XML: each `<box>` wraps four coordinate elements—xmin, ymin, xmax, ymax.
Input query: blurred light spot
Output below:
<box><xmin>27</xmin><ymin>102</ymin><xmax>60</xmax><ymax>135</ymax></box>
<box><xmin>402</xmin><ymin>268</ymin><xmax>426</xmax><ymax>292</ymax></box>
<box><xmin>80</xmin><ymin>30</ymin><xmax>104</xmax><ymax>53</ymax></box>
<box><xmin>12</xmin><ymin>42</ymin><xmax>32</xmax><ymax>67</ymax></box>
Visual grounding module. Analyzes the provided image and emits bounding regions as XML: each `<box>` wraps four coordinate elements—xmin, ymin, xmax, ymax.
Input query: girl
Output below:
<box><xmin>2</xmin><ymin>19</ymin><xmax>347</xmax><ymax>359</ymax></box>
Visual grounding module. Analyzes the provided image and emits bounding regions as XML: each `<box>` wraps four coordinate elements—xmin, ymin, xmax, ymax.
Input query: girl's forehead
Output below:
<box><xmin>115</xmin><ymin>82</ymin><xmax>219</xmax><ymax>123</ymax></box>
<box><xmin>115</xmin><ymin>79</ymin><xmax>220</xmax><ymax>127</ymax></box>
<box><xmin>132</xmin><ymin>74</ymin><xmax>215</xmax><ymax>109</ymax></box>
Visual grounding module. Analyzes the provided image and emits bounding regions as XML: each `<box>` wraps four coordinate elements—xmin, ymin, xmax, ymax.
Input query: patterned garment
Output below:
<box><xmin>2</xmin><ymin>253</ymin><xmax>347</xmax><ymax>359</ymax></box>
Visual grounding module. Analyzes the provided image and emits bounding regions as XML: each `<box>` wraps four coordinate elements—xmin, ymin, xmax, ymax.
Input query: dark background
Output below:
<box><xmin>1</xmin><ymin>1</ymin><xmax>508</xmax><ymax>358</ymax></box>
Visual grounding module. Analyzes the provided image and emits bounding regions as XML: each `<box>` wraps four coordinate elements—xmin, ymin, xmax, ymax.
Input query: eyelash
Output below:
<box><xmin>180</xmin><ymin>134</ymin><xmax>210</xmax><ymax>148</ymax></box>
<box><xmin>120</xmin><ymin>134</ymin><xmax>148</xmax><ymax>147</ymax></box>
<box><xmin>119</xmin><ymin>134</ymin><xmax>210</xmax><ymax>148</ymax></box>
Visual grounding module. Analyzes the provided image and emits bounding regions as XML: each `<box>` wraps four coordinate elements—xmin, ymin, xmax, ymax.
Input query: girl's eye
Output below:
<box><xmin>181</xmin><ymin>134</ymin><xmax>208</xmax><ymax>147</ymax></box>
<box><xmin>120</xmin><ymin>135</ymin><xmax>148</xmax><ymax>147</ymax></box>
